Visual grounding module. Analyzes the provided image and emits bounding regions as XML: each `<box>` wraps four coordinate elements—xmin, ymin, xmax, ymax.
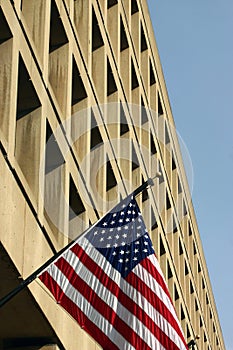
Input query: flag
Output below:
<box><xmin>39</xmin><ymin>196</ymin><xmax>188</xmax><ymax>350</ymax></box>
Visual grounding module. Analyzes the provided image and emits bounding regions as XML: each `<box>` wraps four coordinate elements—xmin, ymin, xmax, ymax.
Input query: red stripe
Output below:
<box><xmin>140</xmin><ymin>257</ymin><xmax>188</xmax><ymax>348</ymax></box>
<box><xmin>55</xmin><ymin>257</ymin><xmax>151</xmax><ymax>350</ymax></box>
<box><xmin>39</xmin><ymin>271</ymin><xmax>119</xmax><ymax>350</ymax></box>
<box><xmin>126</xmin><ymin>267</ymin><xmax>187</xmax><ymax>348</ymax></box>
<box><xmin>70</xmin><ymin>244</ymin><xmax>183</xmax><ymax>349</ymax></box>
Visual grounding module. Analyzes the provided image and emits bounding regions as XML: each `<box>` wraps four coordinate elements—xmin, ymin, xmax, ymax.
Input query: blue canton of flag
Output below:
<box><xmin>85</xmin><ymin>197</ymin><xmax>155</xmax><ymax>278</ymax></box>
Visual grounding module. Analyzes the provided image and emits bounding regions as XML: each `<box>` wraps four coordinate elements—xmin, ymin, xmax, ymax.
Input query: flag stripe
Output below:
<box><xmin>40</xmin><ymin>271</ymin><xmax>120</xmax><ymax>350</ymax></box>
<box><xmin>55</xmin><ymin>256</ymin><xmax>153</xmax><ymax>350</ymax></box>
<box><xmin>69</xmin><ymin>242</ymin><xmax>184</xmax><ymax>349</ymax></box>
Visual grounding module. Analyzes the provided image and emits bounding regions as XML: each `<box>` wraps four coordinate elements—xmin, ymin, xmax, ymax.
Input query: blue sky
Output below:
<box><xmin>147</xmin><ymin>1</ymin><xmax>233</xmax><ymax>348</ymax></box>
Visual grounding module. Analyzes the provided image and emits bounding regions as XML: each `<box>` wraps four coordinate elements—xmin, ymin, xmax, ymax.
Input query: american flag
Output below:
<box><xmin>39</xmin><ymin>196</ymin><xmax>188</xmax><ymax>350</ymax></box>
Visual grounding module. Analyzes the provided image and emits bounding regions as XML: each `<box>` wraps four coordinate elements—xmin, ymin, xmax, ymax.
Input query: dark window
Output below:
<box><xmin>106</xmin><ymin>160</ymin><xmax>117</xmax><ymax>191</ymax></box>
<box><xmin>158</xmin><ymin>93</ymin><xmax>163</xmax><ymax>116</ymax></box>
<box><xmin>142</xmin><ymin>176</ymin><xmax>149</xmax><ymax>202</ymax></box>
<box><xmin>140</xmin><ymin>23</ymin><xmax>147</xmax><ymax>52</ymax></box>
<box><xmin>120</xmin><ymin>102</ymin><xmax>129</xmax><ymax>135</ymax></box>
<box><xmin>193</xmin><ymin>241</ymin><xmax>197</xmax><ymax>255</ymax></box>
<box><xmin>180</xmin><ymin>305</ymin><xmax>185</xmax><ymax>320</ymax></box>
<box><xmin>92</xmin><ymin>8</ymin><xmax>104</xmax><ymax>51</ymax></box>
<box><xmin>45</xmin><ymin>121</ymin><xmax>65</xmax><ymax>174</ymax></box>
<box><xmin>190</xmin><ymin>280</ymin><xmax>194</xmax><ymax>294</ymax></box>
<box><xmin>72</xmin><ymin>57</ymin><xmax>87</xmax><ymax>105</ymax></box>
<box><xmin>178</xmin><ymin>177</ymin><xmax>182</xmax><ymax>194</ymax></box>
<box><xmin>49</xmin><ymin>0</ymin><xmax>68</xmax><ymax>52</ymax></box>
<box><xmin>107</xmin><ymin>0</ymin><xmax>117</xmax><ymax>9</ymax></box>
<box><xmin>173</xmin><ymin>216</ymin><xmax>178</xmax><ymax>233</ymax></box>
<box><xmin>185</xmin><ymin>260</ymin><xmax>189</xmax><ymax>275</ymax></box>
<box><xmin>0</xmin><ymin>8</ymin><xmax>13</xmax><ymax>44</ymax></box>
<box><xmin>174</xmin><ymin>284</ymin><xmax>179</xmax><ymax>301</ymax></box>
<box><xmin>131</xmin><ymin>0</ymin><xmax>139</xmax><ymax>15</ymax></box>
<box><xmin>150</xmin><ymin>60</ymin><xmax>156</xmax><ymax>85</ymax></box>
<box><xmin>151</xmin><ymin>207</ymin><xmax>158</xmax><ymax>231</ymax></box>
<box><xmin>16</xmin><ymin>55</ymin><xmax>41</xmax><ymax>120</ymax></box>
<box><xmin>141</xmin><ymin>97</ymin><xmax>148</xmax><ymax>124</ymax></box>
<box><xmin>120</xmin><ymin>17</ymin><xmax>129</xmax><ymax>51</ymax></box>
<box><xmin>166</xmin><ymin>191</ymin><xmax>171</xmax><ymax>210</ymax></box>
<box><xmin>69</xmin><ymin>176</ymin><xmax>85</xmax><ymax>220</ymax></box>
<box><xmin>150</xmin><ymin>134</ymin><xmax>157</xmax><ymax>155</ymax></box>
<box><xmin>91</xmin><ymin>112</ymin><xmax>103</xmax><ymax>149</ymax></box>
<box><xmin>179</xmin><ymin>239</ymin><xmax>183</xmax><ymax>255</ymax></box>
<box><xmin>107</xmin><ymin>59</ymin><xmax>117</xmax><ymax>95</ymax></box>
<box><xmin>172</xmin><ymin>153</ymin><xmax>176</xmax><ymax>170</ymax></box>
<box><xmin>131</xmin><ymin>60</ymin><xmax>139</xmax><ymax>90</ymax></box>
<box><xmin>167</xmin><ymin>261</ymin><xmax>173</xmax><ymax>279</ymax></box>
<box><xmin>195</xmin><ymin>299</ymin><xmax>198</xmax><ymax>311</ymax></box>
<box><xmin>165</xmin><ymin>123</ymin><xmax>170</xmax><ymax>144</ymax></box>
<box><xmin>160</xmin><ymin>236</ymin><xmax>166</xmax><ymax>256</ymax></box>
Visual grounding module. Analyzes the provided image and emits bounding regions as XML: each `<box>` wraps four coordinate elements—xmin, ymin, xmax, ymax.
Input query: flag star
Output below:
<box><xmin>145</xmin><ymin>234</ymin><xmax>149</xmax><ymax>239</ymax></box>
<box><xmin>129</xmin><ymin>203</ymin><xmax>133</xmax><ymax>207</ymax></box>
<box><xmin>110</xmin><ymin>228</ymin><xmax>114</xmax><ymax>232</ymax></box>
<box><xmin>111</xmin><ymin>221</ymin><xmax>115</xmax><ymax>225</ymax></box>
<box><xmin>114</xmin><ymin>243</ymin><xmax>118</xmax><ymax>248</ymax></box>
<box><xmin>125</xmin><ymin>258</ymin><xmax>129</xmax><ymax>262</ymax></box>
<box><xmin>120</xmin><ymin>250</ymin><xmax>125</xmax><ymax>255</ymax></box>
<box><xmin>137</xmin><ymin>226</ymin><xmax>141</xmax><ymax>229</ymax></box>
<box><xmin>113</xmin><ymin>213</ymin><xmax>117</xmax><ymax>217</ymax></box>
<box><xmin>115</xmin><ymin>234</ymin><xmax>120</xmax><ymax>239</ymax></box>
<box><xmin>135</xmin><ymin>241</ymin><xmax>140</xmax><ymax>245</ymax></box>
<box><xmin>119</xmin><ymin>259</ymin><xmax>123</xmax><ymax>263</ymax></box>
<box><xmin>144</xmin><ymin>242</ymin><xmax>149</xmax><ymax>246</ymax></box>
<box><xmin>124</xmin><ymin>226</ymin><xmax>129</xmax><ymax>229</ymax></box>
<box><xmin>101</xmin><ymin>230</ymin><xmax>106</xmax><ymax>234</ymax></box>
<box><xmin>94</xmin><ymin>231</ymin><xmax>98</xmax><ymax>236</ymax></box>
<box><xmin>126</xmin><ymin>250</ymin><xmax>130</xmax><ymax>254</ymax></box>
<box><xmin>136</xmin><ymin>233</ymin><xmax>141</xmax><ymax>237</ymax></box>
<box><xmin>125</xmin><ymin>267</ymin><xmax>128</xmax><ymax>270</ymax></box>
<box><xmin>117</xmin><ymin>227</ymin><xmax>122</xmax><ymax>231</ymax></box>
<box><xmin>112</xmin><ymin>251</ymin><xmax>117</xmax><ymax>256</ymax></box>
<box><xmin>134</xmin><ymin>248</ymin><xmax>139</xmax><ymax>253</ymax></box>
<box><xmin>143</xmin><ymin>249</ymin><xmax>148</xmax><ymax>253</ymax></box>
<box><xmin>100</xmin><ymin>237</ymin><xmax>104</xmax><ymax>242</ymax></box>
<box><xmin>107</xmin><ymin>236</ymin><xmax>112</xmax><ymax>240</ymax></box>
<box><xmin>133</xmin><ymin>257</ymin><xmax>138</xmax><ymax>261</ymax></box>
<box><xmin>106</xmin><ymin>244</ymin><xmax>111</xmax><ymax>248</ymax></box>
<box><xmin>126</xmin><ymin>218</ymin><xmax>130</xmax><ymax>222</ymax></box>
<box><xmin>119</xmin><ymin>219</ymin><xmax>123</xmax><ymax>223</ymax></box>
<box><xmin>138</xmin><ymin>218</ymin><xmax>142</xmax><ymax>222</ymax></box>
<box><xmin>132</xmin><ymin>218</ymin><xmax>135</xmax><ymax>222</ymax></box>
<box><xmin>122</xmin><ymin>233</ymin><xmax>127</xmax><ymax>238</ymax></box>
<box><xmin>121</xmin><ymin>241</ymin><xmax>126</xmax><ymax>246</ymax></box>
<box><xmin>127</xmin><ymin>210</ymin><xmax>131</xmax><ymax>214</ymax></box>
<box><xmin>132</xmin><ymin>210</ymin><xmax>136</xmax><ymax>215</ymax></box>
<box><xmin>120</xmin><ymin>211</ymin><xmax>125</xmax><ymax>216</ymax></box>
<box><xmin>103</xmin><ymin>222</ymin><xmax>108</xmax><ymax>226</ymax></box>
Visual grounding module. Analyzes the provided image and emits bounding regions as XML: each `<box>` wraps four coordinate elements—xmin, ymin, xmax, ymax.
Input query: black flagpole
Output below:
<box><xmin>0</xmin><ymin>174</ymin><xmax>160</xmax><ymax>308</ymax></box>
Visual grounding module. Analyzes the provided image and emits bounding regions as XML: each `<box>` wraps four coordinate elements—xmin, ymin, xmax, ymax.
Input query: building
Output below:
<box><xmin>0</xmin><ymin>0</ymin><xmax>225</xmax><ymax>349</ymax></box>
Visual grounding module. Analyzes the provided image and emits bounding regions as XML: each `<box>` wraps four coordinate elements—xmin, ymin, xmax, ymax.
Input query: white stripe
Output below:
<box><xmin>66</xmin><ymin>240</ymin><xmax>186</xmax><ymax>349</ymax></box>
<box><xmin>46</xmin><ymin>263</ymin><xmax>135</xmax><ymax>350</ymax></box>
<box><xmin>62</xmin><ymin>249</ymin><xmax>166</xmax><ymax>350</ymax></box>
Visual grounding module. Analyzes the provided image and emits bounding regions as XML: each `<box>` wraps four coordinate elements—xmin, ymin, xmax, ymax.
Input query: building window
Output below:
<box><xmin>107</xmin><ymin>58</ymin><xmax>117</xmax><ymax>95</ymax></box>
<box><xmin>150</xmin><ymin>60</ymin><xmax>156</xmax><ymax>85</ymax></box>
<box><xmin>49</xmin><ymin>0</ymin><xmax>68</xmax><ymax>52</ymax></box>
<box><xmin>69</xmin><ymin>176</ymin><xmax>85</xmax><ymax>220</ymax></box>
<box><xmin>72</xmin><ymin>57</ymin><xmax>87</xmax><ymax>105</ymax></box>
<box><xmin>160</xmin><ymin>236</ymin><xmax>166</xmax><ymax>256</ymax></box>
<box><xmin>120</xmin><ymin>16</ymin><xmax>129</xmax><ymax>51</ymax></box>
<box><xmin>131</xmin><ymin>59</ymin><xmax>139</xmax><ymax>90</ymax></box>
<box><xmin>167</xmin><ymin>261</ymin><xmax>173</xmax><ymax>279</ymax></box>
<box><xmin>106</xmin><ymin>159</ymin><xmax>117</xmax><ymax>191</ymax></box>
<box><xmin>107</xmin><ymin>0</ymin><xmax>117</xmax><ymax>9</ymax></box>
<box><xmin>91</xmin><ymin>112</ymin><xmax>103</xmax><ymax>149</ymax></box>
<box><xmin>150</xmin><ymin>133</ymin><xmax>157</xmax><ymax>155</ymax></box>
<box><xmin>45</xmin><ymin>120</ymin><xmax>65</xmax><ymax>174</ymax></box>
<box><xmin>142</xmin><ymin>176</ymin><xmax>149</xmax><ymax>202</ymax></box>
<box><xmin>141</xmin><ymin>97</ymin><xmax>148</xmax><ymax>124</ymax></box>
<box><xmin>120</xmin><ymin>102</ymin><xmax>129</xmax><ymax>135</ymax></box>
<box><xmin>151</xmin><ymin>207</ymin><xmax>158</xmax><ymax>231</ymax></box>
<box><xmin>131</xmin><ymin>0</ymin><xmax>139</xmax><ymax>15</ymax></box>
<box><xmin>140</xmin><ymin>23</ymin><xmax>147</xmax><ymax>52</ymax></box>
<box><xmin>92</xmin><ymin>8</ymin><xmax>104</xmax><ymax>51</ymax></box>
<box><xmin>158</xmin><ymin>92</ymin><xmax>163</xmax><ymax>116</ymax></box>
<box><xmin>0</xmin><ymin>8</ymin><xmax>12</xmax><ymax>44</ymax></box>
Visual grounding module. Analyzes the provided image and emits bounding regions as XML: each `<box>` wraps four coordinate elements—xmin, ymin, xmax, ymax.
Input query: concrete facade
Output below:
<box><xmin>0</xmin><ymin>0</ymin><xmax>225</xmax><ymax>349</ymax></box>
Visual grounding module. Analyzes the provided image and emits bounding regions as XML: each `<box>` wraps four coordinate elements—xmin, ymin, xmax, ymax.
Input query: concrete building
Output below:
<box><xmin>0</xmin><ymin>0</ymin><xmax>225</xmax><ymax>349</ymax></box>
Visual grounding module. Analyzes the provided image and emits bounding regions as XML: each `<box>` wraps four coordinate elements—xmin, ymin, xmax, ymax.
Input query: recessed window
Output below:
<box><xmin>49</xmin><ymin>0</ymin><xmax>68</xmax><ymax>52</ymax></box>
<box><xmin>107</xmin><ymin>59</ymin><xmax>117</xmax><ymax>96</ymax></box>
<box><xmin>120</xmin><ymin>17</ymin><xmax>129</xmax><ymax>51</ymax></box>
<box><xmin>158</xmin><ymin>93</ymin><xmax>163</xmax><ymax>116</ymax></box>
<box><xmin>185</xmin><ymin>260</ymin><xmax>189</xmax><ymax>275</ymax></box>
<box><xmin>178</xmin><ymin>177</ymin><xmax>182</xmax><ymax>194</ymax></box>
<box><xmin>131</xmin><ymin>60</ymin><xmax>139</xmax><ymax>90</ymax></box>
<box><xmin>167</xmin><ymin>261</ymin><xmax>173</xmax><ymax>279</ymax></box>
<box><xmin>180</xmin><ymin>305</ymin><xmax>185</xmax><ymax>320</ymax></box>
<box><xmin>160</xmin><ymin>236</ymin><xmax>166</xmax><ymax>256</ymax></box>
<box><xmin>179</xmin><ymin>238</ymin><xmax>183</xmax><ymax>255</ymax></box>
<box><xmin>16</xmin><ymin>55</ymin><xmax>41</xmax><ymax>120</ymax></box>
<box><xmin>91</xmin><ymin>111</ymin><xmax>103</xmax><ymax>149</ymax></box>
<box><xmin>173</xmin><ymin>216</ymin><xmax>178</xmax><ymax>233</ymax></box>
<box><xmin>120</xmin><ymin>102</ymin><xmax>129</xmax><ymax>135</ymax></box>
<box><xmin>165</xmin><ymin>123</ymin><xmax>170</xmax><ymax>144</ymax></box>
<box><xmin>92</xmin><ymin>8</ymin><xmax>104</xmax><ymax>51</ymax></box>
<box><xmin>190</xmin><ymin>280</ymin><xmax>194</xmax><ymax>294</ymax></box>
<box><xmin>131</xmin><ymin>0</ymin><xmax>139</xmax><ymax>15</ymax></box>
<box><xmin>166</xmin><ymin>191</ymin><xmax>171</xmax><ymax>210</ymax></box>
<box><xmin>69</xmin><ymin>176</ymin><xmax>85</xmax><ymax>220</ymax></box>
<box><xmin>0</xmin><ymin>8</ymin><xmax>13</xmax><ymax>44</ymax></box>
<box><xmin>193</xmin><ymin>241</ymin><xmax>197</xmax><ymax>255</ymax></box>
<box><xmin>183</xmin><ymin>200</ymin><xmax>187</xmax><ymax>216</ymax></box>
<box><xmin>107</xmin><ymin>0</ymin><xmax>117</xmax><ymax>9</ymax></box>
<box><xmin>195</xmin><ymin>299</ymin><xmax>198</xmax><ymax>311</ymax></box>
<box><xmin>140</xmin><ymin>23</ymin><xmax>147</xmax><ymax>52</ymax></box>
<box><xmin>132</xmin><ymin>143</ymin><xmax>139</xmax><ymax>171</ymax></box>
<box><xmin>72</xmin><ymin>57</ymin><xmax>87</xmax><ymax>105</ymax></box>
<box><xmin>45</xmin><ymin>121</ymin><xmax>65</xmax><ymax>174</ymax></box>
<box><xmin>200</xmin><ymin>316</ymin><xmax>203</xmax><ymax>328</ymax></box>
<box><xmin>150</xmin><ymin>133</ymin><xmax>157</xmax><ymax>155</ymax></box>
<box><xmin>172</xmin><ymin>152</ymin><xmax>176</xmax><ymax>171</ymax></box>
<box><xmin>151</xmin><ymin>207</ymin><xmax>158</xmax><ymax>231</ymax></box>
<box><xmin>106</xmin><ymin>159</ymin><xmax>117</xmax><ymax>191</ymax></box>
<box><xmin>150</xmin><ymin>60</ymin><xmax>156</xmax><ymax>86</ymax></box>
<box><xmin>186</xmin><ymin>325</ymin><xmax>191</xmax><ymax>339</ymax></box>
<box><xmin>174</xmin><ymin>284</ymin><xmax>179</xmax><ymax>301</ymax></box>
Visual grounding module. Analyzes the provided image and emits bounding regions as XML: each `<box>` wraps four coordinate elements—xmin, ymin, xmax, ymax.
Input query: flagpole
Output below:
<box><xmin>0</xmin><ymin>174</ymin><xmax>161</xmax><ymax>308</ymax></box>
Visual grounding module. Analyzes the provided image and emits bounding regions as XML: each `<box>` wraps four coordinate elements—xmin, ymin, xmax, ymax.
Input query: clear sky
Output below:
<box><xmin>147</xmin><ymin>1</ymin><xmax>233</xmax><ymax>349</ymax></box>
